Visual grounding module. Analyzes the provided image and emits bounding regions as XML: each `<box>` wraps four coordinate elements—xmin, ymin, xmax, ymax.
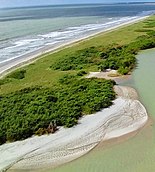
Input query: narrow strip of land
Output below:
<box><xmin>0</xmin><ymin>15</ymin><xmax>149</xmax><ymax>78</ymax></box>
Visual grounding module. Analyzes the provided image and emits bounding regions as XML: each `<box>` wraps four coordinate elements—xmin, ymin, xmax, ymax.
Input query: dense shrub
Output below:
<box><xmin>51</xmin><ymin>43</ymin><xmax>137</xmax><ymax>75</ymax></box>
<box><xmin>51</xmin><ymin>47</ymin><xmax>100</xmax><ymax>71</ymax></box>
<box><xmin>0</xmin><ymin>79</ymin><xmax>10</xmax><ymax>86</ymax></box>
<box><xmin>58</xmin><ymin>74</ymin><xmax>76</xmax><ymax>84</ymax></box>
<box><xmin>7</xmin><ymin>69</ymin><xmax>26</xmax><ymax>79</ymax></box>
<box><xmin>118</xmin><ymin>67</ymin><xmax>130</xmax><ymax>75</ymax></box>
<box><xmin>51</xmin><ymin>22</ymin><xmax>155</xmax><ymax>75</ymax></box>
<box><xmin>0</xmin><ymin>78</ymin><xmax>115</xmax><ymax>144</ymax></box>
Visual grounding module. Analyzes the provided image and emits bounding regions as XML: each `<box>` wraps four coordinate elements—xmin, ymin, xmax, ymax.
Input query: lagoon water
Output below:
<box><xmin>50</xmin><ymin>49</ymin><xmax>155</xmax><ymax>172</ymax></box>
<box><xmin>0</xmin><ymin>4</ymin><xmax>155</xmax><ymax>64</ymax></box>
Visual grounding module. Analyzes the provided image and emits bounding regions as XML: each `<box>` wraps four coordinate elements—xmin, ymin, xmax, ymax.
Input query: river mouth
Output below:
<box><xmin>50</xmin><ymin>48</ymin><xmax>155</xmax><ymax>172</ymax></box>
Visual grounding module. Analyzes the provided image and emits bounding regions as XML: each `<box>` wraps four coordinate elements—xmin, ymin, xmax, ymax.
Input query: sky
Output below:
<box><xmin>0</xmin><ymin>0</ymin><xmax>155</xmax><ymax>8</ymax></box>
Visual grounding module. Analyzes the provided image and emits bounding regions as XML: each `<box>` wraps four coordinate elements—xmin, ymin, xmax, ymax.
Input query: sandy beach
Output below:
<box><xmin>0</xmin><ymin>85</ymin><xmax>147</xmax><ymax>172</ymax></box>
<box><xmin>0</xmin><ymin>15</ymin><xmax>149</xmax><ymax>78</ymax></box>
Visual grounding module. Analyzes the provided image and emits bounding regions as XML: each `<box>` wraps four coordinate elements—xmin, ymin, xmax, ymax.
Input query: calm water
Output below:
<box><xmin>0</xmin><ymin>4</ymin><xmax>155</xmax><ymax>64</ymax></box>
<box><xmin>50</xmin><ymin>49</ymin><xmax>155</xmax><ymax>172</ymax></box>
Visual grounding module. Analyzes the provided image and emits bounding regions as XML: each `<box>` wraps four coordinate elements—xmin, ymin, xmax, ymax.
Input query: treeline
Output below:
<box><xmin>51</xmin><ymin>27</ymin><xmax>155</xmax><ymax>74</ymax></box>
<box><xmin>0</xmin><ymin>77</ymin><xmax>116</xmax><ymax>144</ymax></box>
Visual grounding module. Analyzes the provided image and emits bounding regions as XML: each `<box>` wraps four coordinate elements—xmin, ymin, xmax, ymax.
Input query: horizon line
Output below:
<box><xmin>0</xmin><ymin>2</ymin><xmax>154</xmax><ymax>10</ymax></box>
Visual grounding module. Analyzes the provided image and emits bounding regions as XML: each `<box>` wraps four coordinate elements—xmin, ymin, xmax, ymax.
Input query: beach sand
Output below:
<box><xmin>0</xmin><ymin>15</ymin><xmax>149</xmax><ymax>78</ymax></box>
<box><xmin>86</xmin><ymin>70</ymin><xmax>132</xmax><ymax>84</ymax></box>
<box><xmin>0</xmin><ymin>85</ymin><xmax>148</xmax><ymax>172</ymax></box>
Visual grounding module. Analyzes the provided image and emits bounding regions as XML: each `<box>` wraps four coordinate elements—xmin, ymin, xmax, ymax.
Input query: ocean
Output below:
<box><xmin>0</xmin><ymin>3</ymin><xmax>155</xmax><ymax>64</ymax></box>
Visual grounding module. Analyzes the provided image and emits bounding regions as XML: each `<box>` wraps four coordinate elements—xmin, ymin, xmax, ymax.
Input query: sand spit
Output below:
<box><xmin>0</xmin><ymin>85</ymin><xmax>148</xmax><ymax>172</ymax></box>
<box><xmin>86</xmin><ymin>71</ymin><xmax>131</xmax><ymax>84</ymax></box>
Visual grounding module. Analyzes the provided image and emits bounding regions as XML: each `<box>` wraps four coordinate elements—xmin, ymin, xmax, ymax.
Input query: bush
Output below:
<box><xmin>98</xmin><ymin>32</ymin><xmax>155</xmax><ymax>74</ymax></box>
<box><xmin>51</xmin><ymin>47</ymin><xmax>100</xmax><ymax>71</ymax></box>
<box><xmin>0</xmin><ymin>78</ymin><xmax>116</xmax><ymax>144</ymax></box>
<box><xmin>35</xmin><ymin>128</ymin><xmax>48</xmax><ymax>136</ymax></box>
<box><xmin>7</xmin><ymin>69</ymin><xmax>26</xmax><ymax>79</ymax></box>
<box><xmin>59</xmin><ymin>74</ymin><xmax>76</xmax><ymax>84</ymax></box>
<box><xmin>0</xmin><ymin>79</ymin><xmax>10</xmax><ymax>86</ymax></box>
<box><xmin>118</xmin><ymin>67</ymin><xmax>130</xmax><ymax>75</ymax></box>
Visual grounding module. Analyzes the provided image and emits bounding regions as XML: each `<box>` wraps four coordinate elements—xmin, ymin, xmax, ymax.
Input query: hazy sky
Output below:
<box><xmin>0</xmin><ymin>0</ymin><xmax>155</xmax><ymax>8</ymax></box>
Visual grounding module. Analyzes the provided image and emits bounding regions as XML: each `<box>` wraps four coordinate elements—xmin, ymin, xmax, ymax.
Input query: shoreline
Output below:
<box><xmin>0</xmin><ymin>15</ymin><xmax>150</xmax><ymax>79</ymax></box>
<box><xmin>0</xmin><ymin>85</ymin><xmax>147</xmax><ymax>172</ymax></box>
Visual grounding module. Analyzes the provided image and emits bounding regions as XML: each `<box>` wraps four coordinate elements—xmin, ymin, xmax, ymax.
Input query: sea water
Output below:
<box><xmin>0</xmin><ymin>3</ymin><xmax>155</xmax><ymax>64</ymax></box>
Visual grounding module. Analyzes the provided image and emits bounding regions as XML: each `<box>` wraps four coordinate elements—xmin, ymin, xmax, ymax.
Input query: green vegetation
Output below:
<box><xmin>51</xmin><ymin>19</ymin><xmax>155</xmax><ymax>75</ymax></box>
<box><xmin>98</xmin><ymin>45</ymin><xmax>136</xmax><ymax>74</ymax></box>
<box><xmin>6</xmin><ymin>69</ymin><xmax>26</xmax><ymax>80</ymax></box>
<box><xmin>0</xmin><ymin>69</ymin><xmax>27</xmax><ymax>86</ymax></box>
<box><xmin>77</xmin><ymin>70</ymin><xmax>87</xmax><ymax>76</ymax></box>
<box><xmin>0</xmin><ymin>17</ymin><xmax>150</xmax><ymax>94</ymax></box>
<box><xmin>0</xmin><ymin>78</ymin><xmax>115</xmax><ymax>144</ymax></box>
<box><xmin>1</xmin><ymin>16</ymin><xmax>155</xmax><ymax>144</ymax></box>
<box><xmin>51</xmin><ymin>47</ymin><xmax>100</xmax><ymax>71</ymax></box>
<box><xmin>0</xmin><ymin>79</ymin><xmax>9</xmax><ymax>86</ymax></box>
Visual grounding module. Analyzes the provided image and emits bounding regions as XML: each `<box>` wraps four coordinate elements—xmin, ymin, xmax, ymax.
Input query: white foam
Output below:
<box><xmin>14</xmin><ymin>39</ymin><xmax>42</xmax><ymax>47</ymax></box>
<box><xmin>39</xmin><ymin>31</ymin><xmax>62</xmax><ymax>38</ymax></box>
<box><xmin>45</xmin><ymin>41</ymin><xmax>60</xmax><ymax>45</ymax></box>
